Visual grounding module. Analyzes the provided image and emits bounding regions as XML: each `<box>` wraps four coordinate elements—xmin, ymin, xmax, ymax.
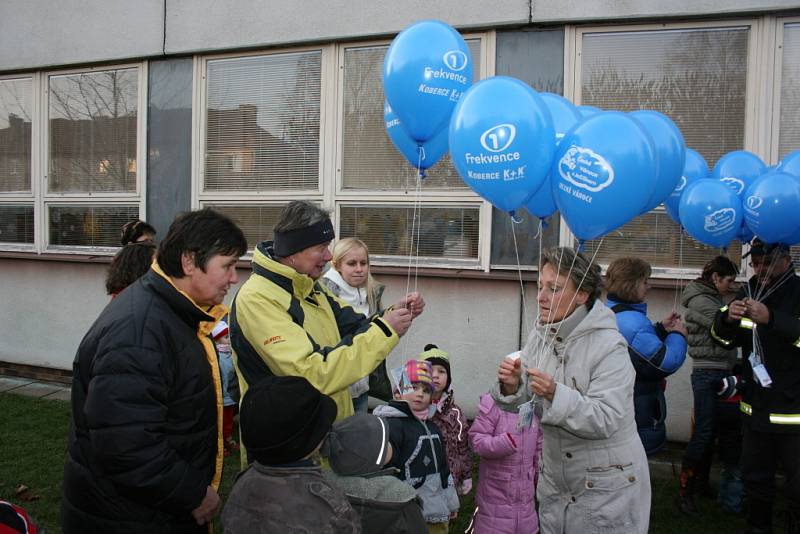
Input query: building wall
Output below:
<box><xmin>0</xmin><ymin>258</ymin><xmax>694</xmax><ymax>441</ymax></box>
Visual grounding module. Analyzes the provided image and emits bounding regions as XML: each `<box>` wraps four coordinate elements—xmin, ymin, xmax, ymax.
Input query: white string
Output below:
<box><xmin>400</xmin><ymin>147</ymin><xmax>425</xmax><ymax>357</ymax></box>
<box><xmin>511</xmin><ymin>216</ymin><xmax>530</xmax><ymax>339</ymax></box>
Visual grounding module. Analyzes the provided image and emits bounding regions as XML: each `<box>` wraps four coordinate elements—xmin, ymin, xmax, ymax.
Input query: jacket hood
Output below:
<box><xmin>680</xmin><ymin>279</ymin><xmax>718</xmax><ymax>308</ymax></box>
<box><xmin>253</xmin><ymin>241</ymin><xmax>316</xmax><ymax>299</ymax></box>
<box><xmin>606</xmin><ymin>295</ymin><xmax>648</xmax><ymax>315</ymax></box>
<box><xmin>373</xmin><ymin>401</ymin><xmax>413</xmax><ymax>419</ymax></box>
<box><xmin>536</xmin><ymin>300</ymin><xmax>619</xmax><ymax>344</ymax></box>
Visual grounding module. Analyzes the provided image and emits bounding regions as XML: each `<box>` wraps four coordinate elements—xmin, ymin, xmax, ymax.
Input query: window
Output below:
<box><xmin>0</xmin><ymin>65</ymin><xmax>145</xmax><ymax>253</ymax></box>
<box><xmin>0</xmin><ymin>77</ymin><xmax>33</xmax><ymax>246</ymax></box>
<box><xmin>571</xmin><ymin>24</ymin><xmax>751</xmax><ymax>273</ymax></box>
<box><xmin>197</xmin><ymin>38</ymin><xmax>488</xmax><ymax>265</ymax></box>
<box><xmin>775</xmin><ymin>20</ymin><xmax>800</xmax><ymax>266</ymax></box>
<box><xmin>337</xmin><ymin>38</ymin><xmax>486</xmax><ymax>267</ymax></box>
<box><xmin>198</xmin><ymin>49</ymin><xmax>324</xmax><ymax>251</ymax></box>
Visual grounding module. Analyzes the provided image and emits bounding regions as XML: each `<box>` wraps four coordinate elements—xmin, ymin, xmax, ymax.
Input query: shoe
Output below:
<box><xmin>676</xmin><ymin>495</ymin><xmax>698</xmax><ymax>515</ymax></box>
<box><xmin>677</xmin><ymin>467</ymin><xmax>698</xmax><ymax>516</ymax></box>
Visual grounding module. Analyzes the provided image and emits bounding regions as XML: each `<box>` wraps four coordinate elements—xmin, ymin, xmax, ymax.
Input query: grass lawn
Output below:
<box><xmin>0</xmin><ymin>391</ymin><xmax>772</xmax><ymax>533</ymax></box>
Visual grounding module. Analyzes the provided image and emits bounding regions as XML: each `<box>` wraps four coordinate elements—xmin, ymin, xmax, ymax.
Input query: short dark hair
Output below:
<box><xmin>157</xmin><ymin>209</ymin><xmax>248</xmax><ymax>278</ymax></box>
<box><xmin>120</xmin><ymin>219</ymin><xmax>156</xmax><ymax>245</ymax></box>
<box><xmin>106</xmin><ymin>242</ymin><xmax>156</xmax><ymax>295</ymax></box>
<box><xmin>701</xmin><ymin>256</ymin><xmax>739</xmax><ymax>281</ymax></box>
<box><xmin>274</xmin><ymin>201</ymin><xmax>330</xmax><ymax>234</ymax></box>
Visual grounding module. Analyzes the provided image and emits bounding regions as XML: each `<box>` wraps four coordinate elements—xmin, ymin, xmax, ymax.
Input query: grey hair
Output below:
<box><xmin>541</xmin><ymin>247</ymin><xmax>603</xmax><ymax>308</ymax></box>
<box><xmin>273</xmin><ymin>201</ymin><xmax>330</xmax><ymax>233</ymax></box>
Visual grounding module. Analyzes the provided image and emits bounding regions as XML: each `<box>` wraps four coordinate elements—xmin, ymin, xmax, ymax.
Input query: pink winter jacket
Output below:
<box><xmin>468</xmin><ymin>393</ymin><xmax>543</xmax><ymax>534</ymax></box>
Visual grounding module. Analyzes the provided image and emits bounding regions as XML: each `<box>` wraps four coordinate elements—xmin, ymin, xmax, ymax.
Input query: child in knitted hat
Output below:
<box><xmin>373</xmin><ymin>359</ymin><xmax>459</xmax><ymax>534</ymax></box>
<box><xmin>421</xmin><ymin>343</ymin><xmax>473</xmax><ymax>498</ymax></box>
<box><xmin>211</xmin><ymin>320</ymin><xmax>239</xmax><ymax>455</ymax></box>
<box><xmin>321</xmin><ymin>413</ymin><xmax>427</xmax><ymax>533</ymax></box>
<box><xmin>222</xmin><ymin>375</ymin><xmax>360</xmax><ymax>533</ymax></box>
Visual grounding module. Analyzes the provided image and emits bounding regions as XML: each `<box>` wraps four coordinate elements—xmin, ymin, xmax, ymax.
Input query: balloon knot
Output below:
<box><xmin>510</xmin><ymin>211</ymin><xmax>523</xmax><ymax>224</ymax></box>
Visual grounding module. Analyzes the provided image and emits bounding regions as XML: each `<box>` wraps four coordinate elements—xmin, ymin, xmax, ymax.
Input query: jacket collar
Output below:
<box><xmin>254</xmin><ymin>241</ymin><xmax>317</xmax><ymax>299</ymax></box>
<box><xmin>606</xmin><ymin>294</ymin><xmax>647</xmax><ymax>314</ymax></box>
<box><xmin>533</xmin><ymin>300</ymin><xmax>619</xmax><ymax>346</ymax></box>
<box><xmin>143</xmin><ymin>262</ymin><xmax>228</xmax><ymax>332</ymax></box>
<box><xmin>322</xmin><ymin>267</ymin><xmax>368</xmax><ymax>311</ymax></box>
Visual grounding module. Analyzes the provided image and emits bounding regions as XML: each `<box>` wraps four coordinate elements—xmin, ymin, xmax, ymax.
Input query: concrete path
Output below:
<box><xmin>0</xmin><ymin>376</ymin><xmax>71</xmax><ymax>401</ymax></box>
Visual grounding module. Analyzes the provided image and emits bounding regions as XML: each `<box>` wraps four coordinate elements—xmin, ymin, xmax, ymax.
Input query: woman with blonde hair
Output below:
<box><xmin>321</xmin><ymin>237</ymin><xmax>391</xmax><ymax>411</ymax></box>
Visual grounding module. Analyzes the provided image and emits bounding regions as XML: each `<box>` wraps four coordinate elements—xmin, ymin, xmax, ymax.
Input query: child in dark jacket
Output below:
<box><xmin>421</xmin><ymin>344</ymin><xmax>473</xmax><ymax>497</ymax></box>
<box><xmin>322</xmin><ymin>413</ymin><xmax>427</xmax><ymax>533</ymax></box>
<box><xmin>221</xmin><ymin>376</ymin><xmax>360</xmax><ymax>533</ymax></box>
<box><xmin>469</xmin><ymin>392</ymin><xmax>543</xmax><ymax>534</ymax></box>
<box><xmin>374</xmin><ymin>359</ymin><xmax>459</xmax><ymax>534</ymax></box>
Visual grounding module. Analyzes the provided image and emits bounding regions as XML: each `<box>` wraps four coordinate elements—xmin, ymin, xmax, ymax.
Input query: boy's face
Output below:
<box><xmin>430</xmin><ymin>364</ymin><xmax>448</xmax><ymax>393</ymax></box>
<box><xmin>398</xmin><ymin>382</ymin><xmax>432</xmax><ymax>412</ymax></box>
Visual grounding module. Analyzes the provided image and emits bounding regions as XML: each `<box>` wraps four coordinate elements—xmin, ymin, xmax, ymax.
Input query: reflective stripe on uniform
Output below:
<box><xmin>711</xmin><ymin>324</ymin><xmax>734</xmax><ymax>347</ymax></box>
<box><xmin>738</xmin><ymin>402</ymin><xmax>800</xmax><ymax>424</ymax></box>
<box><xmin>794</xmin><ymin>336</ymin><xmax>800</xmax><ymax>348</ymax></box>
<box><xmin>740</xmin><ymin>317</ymin><xmax>755</xmax><ymax>330</ymax></box>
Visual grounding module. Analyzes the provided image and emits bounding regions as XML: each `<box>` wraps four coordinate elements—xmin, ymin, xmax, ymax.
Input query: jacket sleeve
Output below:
<box><xmin>763</xmin><ymin>308</ymin><xmax>800</xmax><ymax>347</ymax></box>
<box><xmin>490</xmin><ymin>372</ymin><xmax>532</xmax><ymax>413</ymax></box>
<box><xmin>84</xmin><ymin>345</ymin><xmax>207</xmax><ymax>513</ymax></box>
<box><xmin>540</xmin><ymin>335</ymin><xmax>636</xmax><ymax>440</ymax></box>
<box><xmin>469</xmin><ymin>396</ymin><xmax>517</xmax><ymax>459</ymax></box>
<box><xmin>711</xmin><ymin>287</ymin><xmax>749</xmax><ymax>348</ymax></box>
<box><xmin>689</xmin><ymin>293</ymin><xmax>722</xmax><ymax>328</ymax></box>
<box><xmin>625</xmin><ymin>312</ymin><xmax>687</xmax><ymax>375</ymax></box>
<box><xmin>235</xmin><ymin>286</ymin><xmax>398</xmax><ymax>396</ymax></box>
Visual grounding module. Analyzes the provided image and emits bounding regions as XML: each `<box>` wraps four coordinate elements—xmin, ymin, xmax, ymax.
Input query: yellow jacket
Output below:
<box><xmin>231</xmin><ymin>242</ymin><xmax>399</xmax><ymax>419</ymax></box>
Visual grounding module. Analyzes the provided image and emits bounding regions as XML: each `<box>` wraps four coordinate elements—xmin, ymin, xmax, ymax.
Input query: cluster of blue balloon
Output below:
<box><xmin>672</xmin><ymin>149</ymin><xmax>800</xmax><ymax>248</ymax></box>
<box><xmin>383</xmin><ymin>20</ymin><xmax>799</xmax><ymax>249</ymax></box>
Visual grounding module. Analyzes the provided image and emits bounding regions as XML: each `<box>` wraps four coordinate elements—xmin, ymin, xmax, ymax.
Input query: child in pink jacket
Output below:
<box><xmin>468</xmin><ymin>392</ymin><xmax>543</xmax><ymax>534</ymax></box>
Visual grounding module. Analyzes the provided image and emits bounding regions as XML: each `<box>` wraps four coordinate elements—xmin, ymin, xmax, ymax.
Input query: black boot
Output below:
<box><xmin>745</xmin><ymin>498</ymin><xmax>773</xmax><ymax>534</ymax></box>
<box><xmin>677</xmin><ymin>467</ymin><xmax>698</xmax><ymax>515</ymax></box>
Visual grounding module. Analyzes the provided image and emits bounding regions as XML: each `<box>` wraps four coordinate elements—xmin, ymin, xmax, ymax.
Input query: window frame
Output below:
<box><xmin>769</xmin><ymin>16</ymin><xmax>800</xmax><ymax>163</ymax></box>
<box><xmin>563</xmin><ymin>20</ymin><xmax>762</xmax><ymax>279</ymax></box>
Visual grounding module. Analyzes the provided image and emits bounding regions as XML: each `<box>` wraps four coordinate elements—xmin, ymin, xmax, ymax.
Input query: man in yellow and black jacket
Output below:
<box><xmin>712</xmin><ymin>239</ymin><xmax>800</xmax><ymax>533</ymax></box>
<box><xmin>230</xmin><ymin>201</ymin><xmax>425</xmax><ymax>424</ymax></box>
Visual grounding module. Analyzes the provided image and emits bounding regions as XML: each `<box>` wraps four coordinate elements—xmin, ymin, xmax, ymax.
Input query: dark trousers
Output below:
<box><xmin>683</xmin><ymin>369</ymin><xmax>728</xmax><ymax>467</ymax></box>
<box><xmin>741</xmin><ymin>424</ymin><xmax>800</xmax><ymax>529</ymax></box>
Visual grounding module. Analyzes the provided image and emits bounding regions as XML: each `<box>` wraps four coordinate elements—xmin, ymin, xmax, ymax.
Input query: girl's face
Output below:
<box><xmin>430</xmin><ymin>364</ymin><xmax>449</xmax><ymax>394</ymax></box>
<box><xmin>712</xmin><ymin>273</ymin><xmax>737</xmax><ymax>295</ymax></box>
<box><xmin>337</xmin><ymin>247</ymin><xmax>369</xmax><ymax>288</ymax></box>
<box><xmin>398</xmin><ymin>383</ymin><xmax>432</xmax><ymax>412</ymax></box>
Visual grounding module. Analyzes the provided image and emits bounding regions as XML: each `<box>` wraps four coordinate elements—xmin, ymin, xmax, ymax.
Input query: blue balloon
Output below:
<box><xmin>743</xmin><ymin>171</ymin><xmax>800</xmax><ymax>244</ymax></box>
<box><xmin>738</xmin><ymin>221</ymin><xmax>755</xmax><ymax>244</ymax></box>
<box><xmin>539</xmin><ymin>93</ymin><xmax>582</xmax><ymax>143</ymax></box>
<box><xmin>525</xmin><ymin>175</ymin><xmax>557</xmax><ymax>219</ymax></box>
<box><xmin>710</xmin><ymin>150</ymin><xmax>766</xmax><ymax>200</ymax></box>
<box><xmin>384</xmin><ymin>101</ymin><xmax>448</xmax><ymax>174</ymax></box>
<box><xmin>630</xmin><ymin>111</ymin><xmax>686</xmax><ymax>213</ymax></box>
<box><xmin>781</xmin><ymin>223</ymin><xmax>800</xmax><ymax>246</ymax></box>
<box><xmin>778</xmin><ymin>149</ymin><xmax>800</xmax><ymax>177</ymax></box>
<box><xmin>552</xmin><ymin>111</ymin><xmax>657</xmax><ymax>241</ymax></box>
<box><xmin>665</xmin><ymin>148</ymin><xmax>708</xmax><ymax>224</ymax></box>
<box><xmin>679</xmin><ymin>179</ymin><xmax>743</xmax><ymax>248</ymax></box>
<box><xmin>450</xmin><ymin>77</ymin><xmax>556</xmax><ymax>213</ymax></box>
<box><xmin>383</xmin><ymin>20</ymin><xmax>473</xmax><ymax>143</ymax></box>
<box><xmin>577</xmin><ymin>105</ymin><xmax>601</xmax><ymax>117</ymax></box>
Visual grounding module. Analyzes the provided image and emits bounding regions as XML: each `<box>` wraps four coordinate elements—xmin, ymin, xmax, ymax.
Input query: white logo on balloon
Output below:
<box><xmin>558</xmin><ymin>146</ymin><xmax>615</xmax><ymax>193</ymax></box>
<box><xmin>746</xmin><ymin>196</ymin><xmax>763</xmax><ymax>210</ymax></box>
<box><xmin>443</xmin><ymin>50</ymin><xmax>469</xmax><ymax>71</ymax></box>
<box><xmin>704</xmin><ymin>208</ymin><xmax>737</xmax><ymax>234</ymax></box>
<box><xmin>720</xmin><ymin>177</ymin><xmax>745</xmax><ymax>195</ymax></box>
<box><xmin>480</xmin><ymin>124</ymin><xmax>516</xmax><ymax>153</ymax></box>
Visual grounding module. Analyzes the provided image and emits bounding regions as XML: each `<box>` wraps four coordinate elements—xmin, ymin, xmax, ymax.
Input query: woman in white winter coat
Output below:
<box><xmin>492</xmin><ymin>247</ymin><xmax>651</xmax><ymax>534</ymax></box>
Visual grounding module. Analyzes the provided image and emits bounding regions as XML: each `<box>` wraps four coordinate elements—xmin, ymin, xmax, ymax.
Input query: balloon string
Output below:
<box><xmin>673</xmin><ymin>225</ymin><xmax>684</xmax><ymax>312</ymax></box>
<box><xmin>400</xmin><ymin>149</ymin><xmax>424</xmax><ymax>358</ymax></box>
<box><xmin>511</xmin><ymin>215</ymin><xmax>529</xmax><ymax>342</ymax></box>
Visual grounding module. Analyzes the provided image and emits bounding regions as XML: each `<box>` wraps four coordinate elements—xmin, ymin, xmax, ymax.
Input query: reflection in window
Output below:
<box><xmin>0</xmin><ymin>204</ymin><xmax>33</xmax><ymax>244</ymax></box>
<box><xmin>48</xmin><ymin>69</ymin><xmax>138</xmax><ymax>193</ymax></box>
<box><xmin>0</xmin><ymin>77</ymin><xmax>32</xmax><ymax>193</ymax></box>
<box><xmin>341</xmin><ymin>40</ymin><xmax>481</xmax><ymax>190</ymax></box>
<box><xmin>204</xmin><ymin>51</ymin><xmax>321</xmax><ymax>191</ymax></box>
<box><xmin>204</xmin><ymin>203</ymin><xmax>287</xmax><ymax>251</ymax></box>
<box><xmin>49</xmin><ymin>205</ymin><xmax>139</xmax><ymax>248</ymax></box>
<box><xmin>339</xmin><ymin>205</ymin><xmax>480</xmax><ymax>263</ymax></box>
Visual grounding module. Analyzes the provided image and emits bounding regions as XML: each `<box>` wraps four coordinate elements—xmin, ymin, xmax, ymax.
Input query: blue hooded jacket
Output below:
<box><xmin>607</xmin><ymin>295</ymin><xmax>688</xmax><ymax>455</ymax></box>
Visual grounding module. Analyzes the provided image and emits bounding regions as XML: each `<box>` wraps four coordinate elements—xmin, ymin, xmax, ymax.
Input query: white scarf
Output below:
<box><xmin>322</xmin><ymin>267</ymin><xmax>369</xmax><ymax>315</ymax></box>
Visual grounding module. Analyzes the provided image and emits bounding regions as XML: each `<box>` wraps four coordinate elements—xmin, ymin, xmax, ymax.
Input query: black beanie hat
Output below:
<box><xmin>420</xmin><ymin>343</ymin><xmax>452</xmax><ymax>391</ymax></box>
<box><xmin>240</xmin><ymin>375</ymin><xmax>337</xmax><ymax>465</ymax></box>
<box><xmin>321</xmin><ymin>414</ymin><xmax>391</xmax><ymax>476</ymax></box>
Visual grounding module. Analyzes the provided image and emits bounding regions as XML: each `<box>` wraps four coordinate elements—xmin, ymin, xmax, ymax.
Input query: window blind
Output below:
<box><xmin>779</xmin><ymin>23</ymin><xmax>800</xmax><ymax>159</ymax></box>
<box><xmin>49</xmin><ymin>205</ymin><xmax>139</xmax><ymax>248</ymax></box>
<box><xmin>339</xmin><ymin>204</ymin><xmax>480</xmax><ymax>262</ymax></box>
<box><xmin>204</xmin><ymin>51</ymin><xmax>321</xmax><ymax>192</ymax></box>
<box><xmin>341</xmin><ymin>40</ymin><xmax>481</xmax><ymax>190</ymax></box>
<box><xmin>203</xmin><ymin>203</ymin><xmax>287</xmax><ymax>252</ymax></box>
<box><xmin>48</xmin><ymin>69</ymin><xmax>138</xmax><ymax>193</ymax></box>
<box><xmin>0</xmin><ymin>77</ymin><xmax>32</xmax><ymax>193</ymax></box>
<box><xmin>0</xmin><ymin>204</ymin><xmax>33</xmax><ymax>244</ymax></box>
